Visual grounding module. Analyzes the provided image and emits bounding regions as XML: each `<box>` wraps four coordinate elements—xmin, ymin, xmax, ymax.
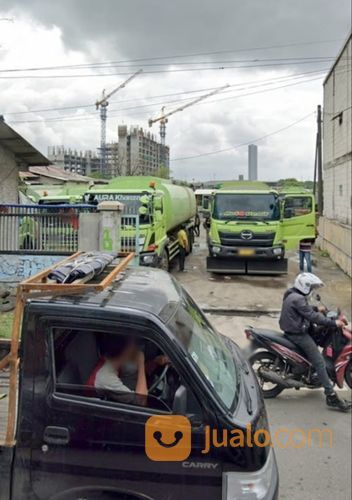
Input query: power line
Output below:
<box><xmin>0</xmin><ymin>38</ymin><xmax>343</xmax><ymax>73</ymax></box>
<box><xmin>0</xmin><ymin>60</ymin><xmax>336</xmax><ymax>79</ymax></box>
<box><xmin>8</xmin><ymin>72</ymin><xmax>327</xmax><ymax>125</ymax></box>
<box><xmin>171</xmin><ymin>112</ymin><xmax>315</xmax><ymax>161</ymax></box>
<box><xmin>0</xmin><ymin>56</ymin><xmax>336</xmax><ymax>74</ymax></box>
<box><xmin>5</xmin><ymin>67</ymin><xmax>330</xmax><ymax>116</ymax></box>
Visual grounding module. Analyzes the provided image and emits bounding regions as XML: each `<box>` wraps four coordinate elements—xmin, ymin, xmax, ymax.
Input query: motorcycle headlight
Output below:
<box><xmin>223</xmin><ymin>449</ymin><xmax>278</xmax><ymax>499</ymax></box>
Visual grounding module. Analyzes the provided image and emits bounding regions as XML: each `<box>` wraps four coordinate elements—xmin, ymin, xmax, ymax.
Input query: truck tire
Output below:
<box><xmin>160</xmin><ymin>249</ymin><xmax>169</xmax><ymax>272</ymax></box>
<box><xmin>0</xmin><ymin>295</ymin><xmax>15</xmax><ymax>312</ymax></box>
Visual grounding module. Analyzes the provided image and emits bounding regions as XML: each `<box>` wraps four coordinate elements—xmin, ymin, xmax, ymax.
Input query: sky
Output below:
<box><xmin>0</xmin><ymin>0</ymin><xmax>351</xmax><ymax>181</ymax></box>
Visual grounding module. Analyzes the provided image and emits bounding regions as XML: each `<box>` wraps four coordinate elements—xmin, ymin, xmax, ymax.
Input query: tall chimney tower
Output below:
<box><xmin>248</xmin><ymin>144</ymin><xmax>258</xmax><ymax>181</ymax></box>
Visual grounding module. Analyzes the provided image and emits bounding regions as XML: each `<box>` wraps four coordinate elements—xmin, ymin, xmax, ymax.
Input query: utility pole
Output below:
<box><xmin>316</xmin><ymin>104</ymin><xmax>323</xmax><ymax>214</ymax></box>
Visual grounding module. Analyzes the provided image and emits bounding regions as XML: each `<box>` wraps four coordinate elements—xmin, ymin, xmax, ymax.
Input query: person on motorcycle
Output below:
<box><xmin>279</xmin><ymin>272</ymin><xmax>351</xmax><ymax>412</ymax></box>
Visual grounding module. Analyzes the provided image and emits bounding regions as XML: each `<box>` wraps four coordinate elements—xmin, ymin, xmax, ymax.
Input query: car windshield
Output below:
<box><xmin>167</xmin><ymin>289</ymin><xmax>238</xmax><ymax>410</ymax></box>
<box><xmin>213</xmin><ymin>193</ymin><xmax>280</xmax><ymax>221</ymax></box>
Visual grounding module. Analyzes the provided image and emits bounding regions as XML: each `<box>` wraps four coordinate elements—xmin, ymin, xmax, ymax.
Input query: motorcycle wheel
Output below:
<box><xmin>250</xmin><ymin>351</ymin><xmax>285</xmax><ymax>399</ymax></box>
<box><xmin>344</xmin><ymin>360</ymin><xmax>352</xmax><ymax>389</ymax></box>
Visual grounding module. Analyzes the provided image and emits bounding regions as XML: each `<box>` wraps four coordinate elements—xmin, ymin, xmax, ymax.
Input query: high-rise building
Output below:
<box><xmin>118</xmin><ymin>125</ymin><xmax>170</xmax><ymax>176</ymax></box>
<box><xmin>248</xmin><ymin>144</ymin><xmax>258</xmax><ymax>181</ymax></box>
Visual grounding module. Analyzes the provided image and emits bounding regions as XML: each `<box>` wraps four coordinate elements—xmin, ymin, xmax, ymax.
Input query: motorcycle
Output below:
<box><xmin>245</xmin><ymin>297</ymin><xmax>352</xmax><ymax>398</ymax></box>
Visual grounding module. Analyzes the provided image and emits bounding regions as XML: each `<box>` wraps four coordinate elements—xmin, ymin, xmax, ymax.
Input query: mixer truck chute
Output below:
<box><xmin>85</xmin><ymin>177</ymin><xmax>196</xmax><ymax>270</ymax></box>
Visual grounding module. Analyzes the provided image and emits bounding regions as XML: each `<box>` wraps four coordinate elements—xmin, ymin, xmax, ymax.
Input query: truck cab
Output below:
<box><xmin>206</xmin><ymin>189</ymin><xmax>315</xmax><ymax>274</ymax></box>
<box><xmin>1</xmin><ymin>266</ymin><xmax>278</xmax><ymax>500</ymax></box>
<box><xmin>85</xmin><ymin>177</ymin><xmax>196</xmax><ymax>271</ymax></box>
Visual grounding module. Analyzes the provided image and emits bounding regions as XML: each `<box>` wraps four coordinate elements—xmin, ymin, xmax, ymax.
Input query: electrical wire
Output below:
<box><xmin>0</xmin><ymin>60</ymin><xmax>337</xmax><ymax>79</ymax></box>
<box><xmin>4</xmin><ymin>67</ymin><xmax>331</xmax><ymax>116</ymax></box>
<box><xmin>171</xmin><ymin>112</ymin><xmax>315</xmax><ymax>161</ymax></box>
<box><xmin>7</xmin><ymin>70</ymin><xmax>343</xmax><ymax>125</ymax></box>
<box><xmin>0</xmin><ymin>37</ymin><xmax>343</xmax><ymax>73</ymax></box>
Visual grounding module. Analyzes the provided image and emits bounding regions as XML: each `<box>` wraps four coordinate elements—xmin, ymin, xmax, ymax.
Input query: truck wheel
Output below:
<box><xmin>160</xmin><ymin>249</ymin><xmax>169</xmax><ymax>272</ymax></box>
<box><xmin>0</xmin><ymin>295</ymin><xmax>15</xmax><ymax>312</ymax></box>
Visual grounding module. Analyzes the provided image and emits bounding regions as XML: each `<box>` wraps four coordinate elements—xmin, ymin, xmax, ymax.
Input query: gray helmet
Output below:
<box><xmin>294</xmin><ymin>272</ymin><xmax>324</xmax><ymax>295</ymax></box>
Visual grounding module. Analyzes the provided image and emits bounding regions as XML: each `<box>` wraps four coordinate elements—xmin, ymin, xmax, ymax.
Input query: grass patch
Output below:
<box><xmin>0</xmin><ymin>312</ymin><xmax>14</xmax><ymax>339</ymax></box>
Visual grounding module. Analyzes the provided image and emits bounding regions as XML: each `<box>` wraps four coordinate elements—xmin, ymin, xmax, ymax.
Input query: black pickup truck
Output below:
<box><xmin>0</xmin><ymin>266</ymin><xmax>278</xmax><ymax>500</ymax></box>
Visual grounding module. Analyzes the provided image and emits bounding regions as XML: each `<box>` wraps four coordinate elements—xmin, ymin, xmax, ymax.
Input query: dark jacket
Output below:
<box><xmin>279</xmin><ymin>288</ymin><xmax>336</xmax><ymax>334</ymax></box>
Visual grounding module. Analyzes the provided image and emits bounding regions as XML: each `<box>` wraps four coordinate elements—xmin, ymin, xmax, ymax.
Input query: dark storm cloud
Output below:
<box><xmin>3</xmin><ymin>0</ymin><xmax>351</xmax><ymax>60</ymax></box>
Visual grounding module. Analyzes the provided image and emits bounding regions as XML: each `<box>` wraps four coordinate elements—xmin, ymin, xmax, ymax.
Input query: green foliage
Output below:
<box><xmin>155</xmin><ymin>166</ymin><xmax>170</xmax><ymax>179</ymax></box>
<box><xmin>0</xmin><ymin>312</ymin><xmax>13</xmax><ymax>339</ymax></box>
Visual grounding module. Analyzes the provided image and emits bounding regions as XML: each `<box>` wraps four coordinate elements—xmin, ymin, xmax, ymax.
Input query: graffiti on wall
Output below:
<box><xmin>0</xmin><ymin>254</ymin><xmax>62</xmax><ymax>284</ymax></box>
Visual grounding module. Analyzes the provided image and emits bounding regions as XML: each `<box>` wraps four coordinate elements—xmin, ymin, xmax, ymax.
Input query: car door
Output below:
<box><xmin>281</xmin><ymin>194</ymin><xmax>316</xmax><ymax>250</ymax></box>
<box><xmin>29</xmin><ymin>316</ymin><xmax>222</xmax><ymax>500</ymax></box>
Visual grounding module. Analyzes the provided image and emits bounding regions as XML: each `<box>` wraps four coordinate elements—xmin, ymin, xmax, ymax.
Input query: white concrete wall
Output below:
<box><xmin>321</xmin><ymin>36</ymin><xmax>352</xmax><ymax>275</ymax></box>
<box><xmin>0</xmin><ymin>145</ymin><xmax>19</xmax><ymax>203</ymax></box>
<box><xmin>323</xmin><ymin>36</ymin><xmax>352</xmax><ymax>224</ymax></box>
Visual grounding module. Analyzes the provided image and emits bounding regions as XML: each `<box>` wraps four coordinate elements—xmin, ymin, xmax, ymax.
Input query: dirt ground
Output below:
<box><xmin>172</xmin><ymin>227</ymin><xmax>351</xmax><ymax>319</ymax></box>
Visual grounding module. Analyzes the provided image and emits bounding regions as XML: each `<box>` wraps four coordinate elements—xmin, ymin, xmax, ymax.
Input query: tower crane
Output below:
<box><xmin>96</xmin><ymin>69</ymin><xmax>142</xmax><ymax>173</ymax></box>
<box><xmin>148</xmin><ymin>84</ymin><xmax>230</xmax><ymax>146</ymax></box>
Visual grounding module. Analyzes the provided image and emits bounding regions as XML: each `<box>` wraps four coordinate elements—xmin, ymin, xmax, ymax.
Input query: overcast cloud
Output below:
<box><xmin>0</xmin><ymin>0</ymin><xmax>351</xmax><ymax>181</ymax></box>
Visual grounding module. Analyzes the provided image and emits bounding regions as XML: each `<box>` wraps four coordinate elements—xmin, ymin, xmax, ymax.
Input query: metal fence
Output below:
<box><xmin>120</xmin><ymin>214</ymin><xmax>140</xmax><ymax>264</ymax></box>
<box><xmin>0</xmin><ymin>204</ymin><xmax>97</xmax><ymax>254</ymax></box>
<box><xmin>0</xmin><ymin>204</ymin><xmax>141</xmax><ymax>259</ymax></box>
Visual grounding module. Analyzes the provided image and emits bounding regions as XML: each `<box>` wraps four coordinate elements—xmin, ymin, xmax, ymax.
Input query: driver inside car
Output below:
<box><xmin>86</xmin><ymin>335</ymin><xmax>169</xmax><ymax>396</ymax></box>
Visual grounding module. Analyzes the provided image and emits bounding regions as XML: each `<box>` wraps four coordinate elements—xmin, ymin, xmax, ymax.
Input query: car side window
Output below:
<box><xmin>51</xmin><ymin>326</ymin><xmax>202</xmax><ymax>417</ymax></box>
<box><xmin>284</xmin><ymin>196</ymin><xmax>313</xmax><ymax>218</ymax></box>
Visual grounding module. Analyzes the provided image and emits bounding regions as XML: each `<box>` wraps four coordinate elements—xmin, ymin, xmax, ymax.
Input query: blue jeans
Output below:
<box><xmin>299</xmin><ymin>251</ymin><xmax>312</xmax><ymax>272</ymax></box>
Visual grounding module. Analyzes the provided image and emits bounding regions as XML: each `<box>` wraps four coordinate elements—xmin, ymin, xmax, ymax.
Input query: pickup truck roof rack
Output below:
<box><xmin>0</xmin><ymin>251</ymin><xmax>134</xmax><ymax>447</ymax></box>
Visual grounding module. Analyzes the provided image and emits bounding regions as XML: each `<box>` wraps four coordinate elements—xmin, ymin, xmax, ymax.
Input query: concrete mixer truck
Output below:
<box><xmin>84</xmin><ymin>177</ymin><xmax>196</xmax><ymax>270</ymax></box>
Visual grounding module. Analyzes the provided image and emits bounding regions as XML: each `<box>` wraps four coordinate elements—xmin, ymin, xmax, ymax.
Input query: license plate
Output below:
<box><xmin>239</xmin><ymin>248</ymin><xmax>255</xmax><ymax>256</ymax></box>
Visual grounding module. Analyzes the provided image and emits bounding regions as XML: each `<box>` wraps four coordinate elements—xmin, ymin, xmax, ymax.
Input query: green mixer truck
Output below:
<box><xmin>84</xmin><ymin>177</ymin><xmax>196</xmax><ymax>270</ymax></box>
<box><xmin>206</xmin><ymin>188</ymin><xmax>316</xmax><ymax>274</ymax></box>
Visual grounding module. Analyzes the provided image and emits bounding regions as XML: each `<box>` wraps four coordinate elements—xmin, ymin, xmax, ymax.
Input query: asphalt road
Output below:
<box><xmin>172</xmin><ymin>229</ymin><xmax>352</xmax><ymax>500</ymax></box>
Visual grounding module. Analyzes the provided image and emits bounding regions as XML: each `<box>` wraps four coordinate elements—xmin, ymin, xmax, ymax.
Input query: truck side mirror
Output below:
<box><xmin>154</xmin><ymin>197</ymin><xmax>163</xmax><ymax>211</ymax></box>
<box><xmin>173</xmin><ymin>385</ymin><xmax>187</xmax><ymax>414</ymax></box>
<box><xmin>139</xmin><ymin>194</ymin><xmax>150</xmax><ymax>206</ymax></box>
<box><xmin>139</xmin><ymin>206</ymin><xmax>148</xmax><ymax>216</ymax></box>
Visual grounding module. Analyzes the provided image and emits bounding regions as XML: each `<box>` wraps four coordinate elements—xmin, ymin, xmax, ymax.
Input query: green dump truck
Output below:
<box><xmin>206</xmin><ymin>188</ymin><xmax>316</xmax><ymax>274</ymax></box>
<box><xmin>85</xmin><ymin>177</ymin><xmax>196</xmax><ymax>270</ymax></box>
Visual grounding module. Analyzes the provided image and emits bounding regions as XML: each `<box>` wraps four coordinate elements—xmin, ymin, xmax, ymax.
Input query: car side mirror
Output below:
<box><xmin>173</xmin><ymin>385</ymin><xmax>187</xmax><ymax>414</ymax></box>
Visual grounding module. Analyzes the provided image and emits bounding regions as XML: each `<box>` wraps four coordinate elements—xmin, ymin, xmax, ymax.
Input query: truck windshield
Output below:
<box><xmin>167</xmin><ymin>291</ymin><xmax>238</xmax><ymax>410</ymax></box>
<box><xmin>213</xmin><ymin>193</ymin><xmax>280</xmax><ymax>221</ymax></box>
<box><xmin>84</xmin><ymin>192</ymin><xmax>150</xmax><ymax>223</ymax></box>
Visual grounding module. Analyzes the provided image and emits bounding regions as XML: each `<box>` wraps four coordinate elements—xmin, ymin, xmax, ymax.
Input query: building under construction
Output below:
<box><xmin>117</xmin><ymin>125</ymin><xmax>169</xmax><ymax>177</ymax></box>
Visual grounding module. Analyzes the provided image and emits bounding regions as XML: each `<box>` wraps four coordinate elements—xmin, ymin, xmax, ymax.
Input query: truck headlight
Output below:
<box><xmin>223</xmin><ymin>449</ymin><xmax>278</xmax><ymax>499</ymax></box>
<box><xmin>212</xmin><ymin>246</ymin><xmax>221</xmax><ymax>254</ymax></box>
<box><xmin>272</xmin><ymin>247</ymin><xmax>282</xmax><ymax>256</ymax></box>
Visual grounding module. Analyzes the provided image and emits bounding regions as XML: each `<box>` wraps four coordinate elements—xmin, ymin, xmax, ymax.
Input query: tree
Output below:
<box><xmin>155</xmin><ymin>166</ymin><xmax>170</xmax><ymax>179</ymax></box>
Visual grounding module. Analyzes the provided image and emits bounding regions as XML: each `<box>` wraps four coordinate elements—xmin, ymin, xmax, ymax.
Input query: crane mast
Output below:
<box><xmin>96</xmin><ymin>69</ymin><xmax>142</xmax><ymax>174</ymax></box>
